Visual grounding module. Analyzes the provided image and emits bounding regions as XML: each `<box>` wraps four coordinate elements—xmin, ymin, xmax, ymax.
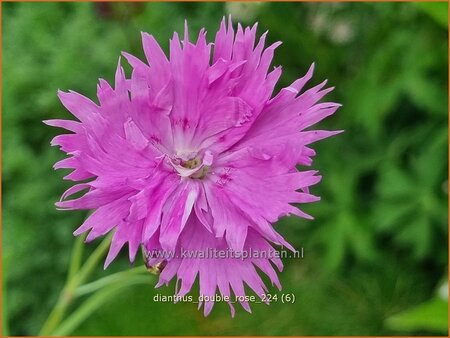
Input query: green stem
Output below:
<box><xmin>69</xmin><ymin>233</ymin><xmax>112</xmax><ymax>289</ymax></box>
<box><xmin>67</xmin><ymin>232</ymin><xmax>86</xmax><ymax>281</ymax></box>
<box><xmin>38</xmin><ymin>233</ymin><xmax>112</xmax><ymax>336</ymax></box>
<box><xmin>38</xmin><ymin>285</ymin><xmax>71</xmax><ymax>336</ymax></box>
<box><xmin>52</xmin><ymin>276</ymin><xmax>151</xmax><ymax>336</ymax></box>
<box><xmin>74</xmin><ymin>265</ymin><xmax>146</xmax><ymax>297</ymax></box>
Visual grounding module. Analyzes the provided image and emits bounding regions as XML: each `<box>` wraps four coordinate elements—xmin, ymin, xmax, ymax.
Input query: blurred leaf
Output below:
<box><xmin>2</xmin><ymin>257</ymin><xmax>10</xmax><ymax>336</ymax></box>
<box><xmin>415</xmin><ymin>2</ymin><xmax>448</xmax><ymax>28</ymax></box>
<box><xmin>374</xmin><ymin>124</ymin><xmax>447</xmax><ymax>261</ymax></box>
<box><xmin>386</xmin><ymin>298</ymin><xmax>448</xmax><ymax>333</ymax></box>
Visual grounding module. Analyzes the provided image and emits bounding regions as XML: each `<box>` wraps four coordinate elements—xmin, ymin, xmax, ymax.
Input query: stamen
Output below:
<box><xmin>170</xmin><ymin>151</ymin><xmax>213</xmax><ymax>179</ymax></box>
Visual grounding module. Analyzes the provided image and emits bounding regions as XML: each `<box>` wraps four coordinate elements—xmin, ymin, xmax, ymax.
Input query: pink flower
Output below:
<box><xmin>46</xmin><ymin>17</ymin><xmax>341</xmax><ymax>316</ymax></box>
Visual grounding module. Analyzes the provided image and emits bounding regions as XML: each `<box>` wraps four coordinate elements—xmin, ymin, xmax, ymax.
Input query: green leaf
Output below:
<box><xmin>415</xmin><ymin>2</ymin><xmax>448</xmax><ymax>28</ymax></box>
<box><xmin>386</xmin><ymin>298</ymin><xmax>448</xmax><ymax>333</ymax></box>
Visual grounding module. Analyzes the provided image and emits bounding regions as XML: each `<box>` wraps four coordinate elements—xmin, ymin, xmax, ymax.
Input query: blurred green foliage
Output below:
<box><xmin>387</xmin><ymin>294</ymin><xmax>448</xmax><ymax>333</ymax></box>
<box><xmin>2</xmin><ymin>2</ymin><xmax>448</xmax><ymax>336</ymax></box>
<box><xmin>385</xmin><ymin>279</ymin><xmax>448</xmax><ymax>334</ymax></box>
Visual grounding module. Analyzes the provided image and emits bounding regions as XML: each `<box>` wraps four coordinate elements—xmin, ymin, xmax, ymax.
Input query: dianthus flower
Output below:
<box><xmin>46</xmin><ymin>17</ymin><xmax>341</xmax><ymax>316</ymax></box>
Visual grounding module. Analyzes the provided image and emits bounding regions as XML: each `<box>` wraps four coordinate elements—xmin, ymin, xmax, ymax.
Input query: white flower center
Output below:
<box><xmin>170</xmin><ymin>150</ymin><xmax>213</xmax><ymax>179</ymax></box>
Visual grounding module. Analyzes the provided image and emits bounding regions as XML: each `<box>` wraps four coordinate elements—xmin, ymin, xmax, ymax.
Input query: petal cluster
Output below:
<box><xmin>46</xmin><ymin>17</ymin><xmax>341</xmax><ymax>316</ymax></box>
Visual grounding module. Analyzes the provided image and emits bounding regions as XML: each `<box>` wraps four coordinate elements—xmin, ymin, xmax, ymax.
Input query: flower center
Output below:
<box><xmin>170</xmin><ymin>151</ymin><xmax>213</xmax><ymax>179</ymax></box>
<box><xmin>182</xmin><ymin>157</ymin><xmax>201</xmax><ymax>169</ymax></box>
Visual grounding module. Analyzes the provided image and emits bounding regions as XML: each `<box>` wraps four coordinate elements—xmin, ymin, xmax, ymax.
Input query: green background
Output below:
<box><xmin>2</xmin><ymin>2</ymin><xmax>448</xmax><ymax>336</ymax></box>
